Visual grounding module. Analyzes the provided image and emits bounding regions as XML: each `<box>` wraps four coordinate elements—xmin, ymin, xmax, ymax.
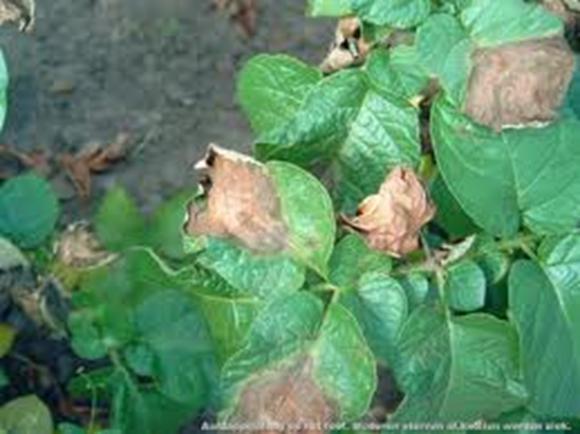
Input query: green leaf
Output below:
<box><xmin>398</xmin><ymin>273</ymin><xmax>430</xmax><ymax>311</ymax></box>
<box><xmin>353</xmin><ymin>0</ymin><xmax>431</xmax><ymax>28</ymax></box>
<box><xmin>393</xmin><ymin>307</ymin><xmax>527</xmax><ymax>424</ymax></box>
<box><xmin>461</xmin><ymin>0</ymin><xmax>563</xmax><ymax>47</ymax></box>
<box><xmin>432</xmin><ymin>96</ymin><xmax>580</xmax><ymax>237</ymax></box>
<box><xmin>95</xmin><ymin>187</ymin><xmax>146</xmax><ymax>251</ymax></box>
<box><xmin>222</xmin><ymin>293</ymin><xmax>376</xmax><ymax>422</ymax></box>
<box><xmin>0</xmin><ymin>237</ymin><xmax>28</xmax><ymax>270</ymax></box>
<box><xmin>430</xmin><ymin>174</ymin><xmax>479</xmax><ymax>239</ymax></box>
<box><xmin>509</xmin><ymin>235</ymin><xmax>580</xmax><ymax>417</ymax></box>
<box><xmin>565</xmin><ymin>56</ymin><xmax>580</xmax><ymax>119</ymax></box>
<box><xmin>307</xmin><ymin>0</ymin><xmax>352</xmax><ymax>16</ymax></box>
<box><xmin>148</xmin><ymin>189</ymin><xmax>196</xmax><ymax>259</ymax></box>
<box><xmin>339</xmin><ymin>272</ymin><xmax>407</xmax><ymax>366</ymax></box>
<box><xmin>0</xmin><ymin>395</ymin><xmax>53</xmax><ymax>434</ymax></box>
<box><xmin>258</xmin><ymin>69</ymin><xmax>421</xmax><ymax>212</ymax></box>
<box><xmin>472</xmin><ymin>236</ymin><xmax>510</xmax><ymax>284</ymax></box>
<box><xmin>0</xmin><ymin>173</ymin><xmax>59</xmax><ymax>248</ymax></box>
<box><xmin>0</xmin><ymin>49</ymin><xmax>7</xmax><ymax>133</ymax></box>
<box><xmin>329</xmin><ymin>234</ymin><xmax>392</xmax><ymax>292</ymax></box>
<box><xmin>444</xmin><ymin>260</ymin><xmax>486</xmax><ymax>312</ymax></box>
<box><xmin>0</xmin><ymin>324</ymin><xmax>15</xmax><ymax>358</ymax></box>
<box><xmin>366</xmin><ymin>47</ymin><xmax>430</xmax><ymax>104</ymax></box>
<box><xmin>238</xmin><ymin>55</ymin><xmax>321</xmax><ymax>135</ymax></box>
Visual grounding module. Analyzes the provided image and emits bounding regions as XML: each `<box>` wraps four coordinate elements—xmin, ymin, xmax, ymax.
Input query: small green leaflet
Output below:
<box><xmin>0</xmin><ymin>396</ymin><xmax>52</xmax><ymax>434</ymax></box>
<box><xmin>443</xmin><ymin>260</ymin><xmax>486</xmax><ymax>312</ymax></box>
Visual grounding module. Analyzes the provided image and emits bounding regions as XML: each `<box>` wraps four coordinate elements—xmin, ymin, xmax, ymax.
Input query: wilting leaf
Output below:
<box><xmin>257</xmin><ymin>68</ymin><xmax>421</xmax><ymax>212</ymax></box>
<box><xmin>0</xmin><ymin>49</ymin><xmax>7</xmax><ymax>133</ymax></box>
<box><xmin>352</xmin><ymin>0</ymin><xmax>431</xmax><ymax>28</ymax></box>
<box><xmin>0</xmin><ymin>0</ymin><xmax>35</xmax><ymax>31</ymax></box>
<box><xmin>0</xmin><ymin>395</ymin><xmax>52</xmax><ymax>434</ymax></box>
<box><xmin>393</xmin><ymin>306</ymin><xmax>527</xmax><ymax>424</ymax></box>
<box><xmin>238</xmin><ymin>55</ymin><xmax>321</xmax><ymax>134</ymax></box>
<box><xmin>465</xmin><ymin>37</ymin><xmax>574</xmax><ymax>131</ymax></box>
<box><xmin>443</xmin><ymin>260</ymin><xmax>486</xmax><ymax>312</ymax></box>
<box><xmin>339</xmin><ymin>272</ymin><xmax>408</xmax><ymax>366</ymax></box>
<box><xmin>329</xmin><ymin>233</ymin><xmax>392</xmax><ymax>292</ymax></box>
<box><xmin>343</xmin><ymin>167</ymin><xmax>435</xmax><ymax>257</ymax></box>
<box><xmin>320</xmin><ymin>17</ymin><xmax>371</xmax><ymax>74</ymax></box>
<box><xmin>55</xmin><ymin>222</ymin><xmax>115</xmax><ymax>269</ymax></box>
<box><xmin>431</xmin><ymin>96</ymin><xmax>580</xmax><ymax>237</ymax></box>
<box><xmin>222</xmin><ymin>293</ymin><xmax>376</xmax><ymax>427</ymax></box>
<box><xmin>0</xmin><ymin>173</ymin><xmax>59</xmax><ymax>248</ymax></box>
<box><xmin>95</xmin><ymin>186</ymin><xmax>146</xmax><ymax>252</ymax></box>
<box><xmin>509</xmin><ymin>234</ymin><xmax>580</xmax><ymax>417</ymax></box>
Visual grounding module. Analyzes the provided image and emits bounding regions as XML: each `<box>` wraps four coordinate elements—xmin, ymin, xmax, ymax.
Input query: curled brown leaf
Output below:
<box><xmin>465</xmin><ymin>37</ymin><xmax>575</xmax><ymax>131</ymax></box>
<box><xmin>54</xmin><ymin>222</ymin><xmax>116</xmax><ymax>269</ymax></box>
<box><xmin>0</xmin><ymin>0</ymin><xmax>34</xmax><ymax>31</ymax></box>
<box><xmin>230</xmin><ymin>359</ymin><xmax>335</xmax><ymax>434</ymax></box>
<box><xmin>320</xmin><ymin>17</ymin><xmax>371</xmax><ymax>74</ymax></box>
<box><xmin>212</xmin><ymin>0</ymin><xmax>257</xmax><ymax>38</ymax></box>
<box><xmin>342</xmin><ymin>167</ymin><xmax>436</xmax><ymax>257</ymax></box>
<box><xmin>0</xmin><ymin>144</ymin><xmax>50</xmax><ymax>179</ymax></box>
<box><xmin>184</xmin><ymin>144</ymin><xmax>288</xmax><ymax>254</ymax></box>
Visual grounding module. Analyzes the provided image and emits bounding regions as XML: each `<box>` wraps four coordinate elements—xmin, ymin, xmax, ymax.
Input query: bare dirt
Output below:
<box><xmin>0</xmin><ymin>0</ymin><xmax>334</xmax><ymax>217</ymax></box>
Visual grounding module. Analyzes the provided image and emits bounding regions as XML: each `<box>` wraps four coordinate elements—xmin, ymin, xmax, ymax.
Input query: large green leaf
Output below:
<box><xmin>257</xmin><ymin>69</ymin><xmax>421</xmax><ymax>212</ymax></box>
<box><xmin>237</xmin><ymin>55</ymin><xmax>321</xmax><ymax>135</ymax></box>
<box><xmin>0</xmin><ymin>396</ymin><xmax>52</xmax><ymax>434</ymax></box>
<box><xmin>0</xmin><ymin>49</ymin><xmax>7</xmax><ymax>133</ymax></box>
<box><xmin>0</xmin><ymin>173</ymin><xmax>59</xmax><ymax>248</ymax></box>
<box><xmin>339</xmin><ymin>272</ymin><xmax>407</xmax><ymax>366</ymax></box>
<box><xmin>222</xmin><ymin>292</ymin><xmax>376</xmax><ymax>422</ymax></box>
<box><xmin>431</xmin><ymin>96</ymin><xmax>580</xmax><ymax>237</ymax></box>
<box><xmin>352</xmin><ymin>0</ymin><xmax>431</xmax><ymax>28</ymax></box>
<box><xmin>393</xmin><ymin>307</ymin><xmax>527</xmax><ymax>424</ymax></box>
<box><xmin>95</xmin><ymin>186</ymin><xmax>146</xmax><ymax>252</ymax></box>
<box><xmin>509</xmin><ymin>235</ymin><xmax>580</xmax><ymax>417</ymax></box>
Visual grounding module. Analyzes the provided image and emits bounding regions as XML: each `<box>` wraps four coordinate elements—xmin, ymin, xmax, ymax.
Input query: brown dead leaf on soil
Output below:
<box><xmin>0</xmin><ymin>0</ymin><xmax>35</xmax><ymax>32</ymax></box>
<box><xmin>229</xmin><ymin>359</ymin><xmax>335</xmax><ymax>434</ymax></box>
<box><xmin>212</xmin><ymin>0</ymin><xmax>257</xmax><ymax>38</ymax></box>
<box><xmin>0</xmin><ymin>144</ymin><xmax>50</xmax><ymax>179</ymax></box>
<box><xmin>320</xmin><ymin>17</ymin><xmax>371</xmax><ymax>74</ymax></box>
<box><xmin>184</xmin><ymin>144</ymin><xmax>289</xmax><ymax>254</ymax></box>
<box><xmin>342</xmin><ymin>167</ymin><xmax>436</xmax><ymax>258</ymax></box>
<box><xmin>465</xmin><ymin>37</ymin><xmax>574</xmax><ymax>132</ymax></box>
<box><xmin>59</xmin><ymin>132</ymin><xmax>130</xmax><ymax>199</ymax></box>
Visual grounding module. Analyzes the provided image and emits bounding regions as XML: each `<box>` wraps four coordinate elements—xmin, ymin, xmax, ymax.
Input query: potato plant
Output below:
<box><xmin>1</xmin><ymin>0</ymin><xmax>580</xmax><ymax>433</ymax></box>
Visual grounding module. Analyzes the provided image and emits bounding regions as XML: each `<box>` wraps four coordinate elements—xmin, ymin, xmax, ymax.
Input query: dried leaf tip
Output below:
<box><xmin>320</xmin><ymin>17</ymin><xmax>371</xmax><ymax>74</ymax></box>
<box><xmin>342</xmin><ymin>167</ymin><xmax>436</xmax><ymax>257</ymax></box>
<box><xmin>184</xmin><ymin>145</ymin><xmax>289</xmax><ymax>254</ymax></box>
<box><xmin>0</xmin><ymin>0</ymin><xmax>35</xmax><ymax>32</ymax></box>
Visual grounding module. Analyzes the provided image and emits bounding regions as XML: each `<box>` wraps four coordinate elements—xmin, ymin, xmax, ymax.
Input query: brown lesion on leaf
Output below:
<box><xmin>0</xmin><ymin>0</ymin><xmax>35</xmax><ymax>32</ymax></box>
<box><xmin>320</xmin><ymin>17</ymin><xmax>371</xmax><ymax>74</ymax></box>
<box><xmin>465</xmin><ymin>37</ymin><xmax>575</xmax><ymax>132</ymax></box>
<box><xmin>229</xmin><ymin>358</ymin><xmax>336</xmax><ymax>434</ymax></box>
<box><xmin>342</xmin><ymin>167</ymin><xmax>436</xmax><ymax>258</ymax></box>
<box><xmin>184</xmin><ymin>144</ymin><xmax>289</xmax><ymax>254</ymax></box>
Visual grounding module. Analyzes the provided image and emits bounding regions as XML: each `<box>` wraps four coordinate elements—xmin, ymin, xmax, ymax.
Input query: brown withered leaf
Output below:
<box><xmin>184</xmin><ymin>144</ymin><xmax>288</xmax><ymax>254</ymax></box>
<box><xmin>54</xmin><ymin>222</ymin><xmax>116</xmax><ymax>269</ymax></box>
<box><xmin>59</xmin><ymin>132</ymin><xmax>130</xmax><ymax>199</ymax></box>
<box><xmin>465</xmin><ymin>37</ymin><xmax>574</xmax><ymax>132</ymax></box>
<box><xmin>230</xmin><ymin>359</ymin><xmax>335</xmax><ymax>434</ymax></box>
<box><xmin>320</xmin><ymin>17</ymin><xmax>371</xmax><ymax>74</ymax></box>
<box><xmin>342</xmin><ymin>167</ymin><xmax>436</xmax><ymax>257</ymax></box>
<box><xmin>212</xmin><ymin>0</ymin><xmax>257</xmax><ymax>38</ymax></box>
<box><xmin>0</xmin><ymin>144</ymin><xmax>50</xmax><ymax>179</ymax></box>
<box><xmin>0</xmin><ymin>0</ymin><xmax>34</xmax><ymax>32</ymax></box>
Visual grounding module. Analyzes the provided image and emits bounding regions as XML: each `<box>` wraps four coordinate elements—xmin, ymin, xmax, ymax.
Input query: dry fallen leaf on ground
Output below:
<box><xmin>0</xmin><ymin>0</ymin><xmax>35</xmax><ymax>31</ymax></box>
<box><xmin>0</xmin><ymin>144</ymin><xmax>50</xmax><ymax>179</ymax></box>
<box><xmin>184</xmin><ymin>144</ymin><xmax>289</xmax><ymax>254</ymax></box>
<box><xmin>465</xmin><ymin>37</ymin><xmax>574</xmax><ymax>131</ymax></box>
<box><xmin>229</xmin><ymin>360</ymin><xmax>335</xmax><ymax>434</ymax></box>
<box><xmin>320</xmin><ymin>17</ymin><xmax>371</xmax><ymax>74</ymax></box>
<box><xmin>59</xmin><ymin>132</ymin><xmax>130</xmax><ymax>199</ymax></box>
<box><xmin>212</xmin><ymin>0</ymin><xmax>257</xmax><ymax>38</ymax></box>
<box><xmin>342</xmin><ymin>167</ymin><xmax>436</xmax><ymax>257</ymax></box>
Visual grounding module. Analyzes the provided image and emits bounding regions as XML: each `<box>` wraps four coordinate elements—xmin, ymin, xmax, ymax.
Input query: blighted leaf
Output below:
<box><xmin>0</xmin><ymin>173</ymin><xmax>59</xmax><ymax>248</ymax></box>
<box><xmin>237</xmin><ymin>55</ymin><xmax>321</xmax><ymax>135</ymax></box>
<box><xmin>342</xmin><ymin>167</ymin><xmax>435</xmax><ymax>257</ymax></box>
<box><xmin>222</xmin><ymin>293</ymin><xmax>376</xmax><ymax>425</ymax></box>
<box><xmin>431</xmin><ymin>96</ymin><xmax>580</xmax><ymax>237</ymax></box>
<box><xmin>0</xmin><ymin>0</ymin><xmax>34</xmax><ymax>31</ymax></box>
<box><xmin>509</xmin><ymin>235</ymin><xmax>580</xmax><ymax>417</ymax></box>
<box><xmin>185</xmin><ymin>145</ymin><xmax>288</xmax><ymax>254</ymax></box>
<box><xmin>393</xmin><ymin>307</ymin><xmax>527</xmax><ymax>424</ymax></box>
<box><xmin>0</xmin><ymin>395</ymin><xmax>52</xmax><ymax>434</ymax></box>
<box><xmin>465</xmin><ymin>37</ymin><xmax>574</xmax><ymax>131</ymax></box>
<box><xmin>320</xmin><ymin>17</ymin><xmax>371</xmax><ymax>74</ymax></box>
<box><xmin>55</xmin><ymin>222</ymin><xmax>116</xmax><ymax>268</ymax></box>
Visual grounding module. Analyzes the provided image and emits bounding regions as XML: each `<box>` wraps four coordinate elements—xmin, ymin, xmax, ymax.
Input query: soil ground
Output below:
<box><xmin>0</xmin><ymin>0</ymin><xmax>334</xmax><ymax>217</ymax></box>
